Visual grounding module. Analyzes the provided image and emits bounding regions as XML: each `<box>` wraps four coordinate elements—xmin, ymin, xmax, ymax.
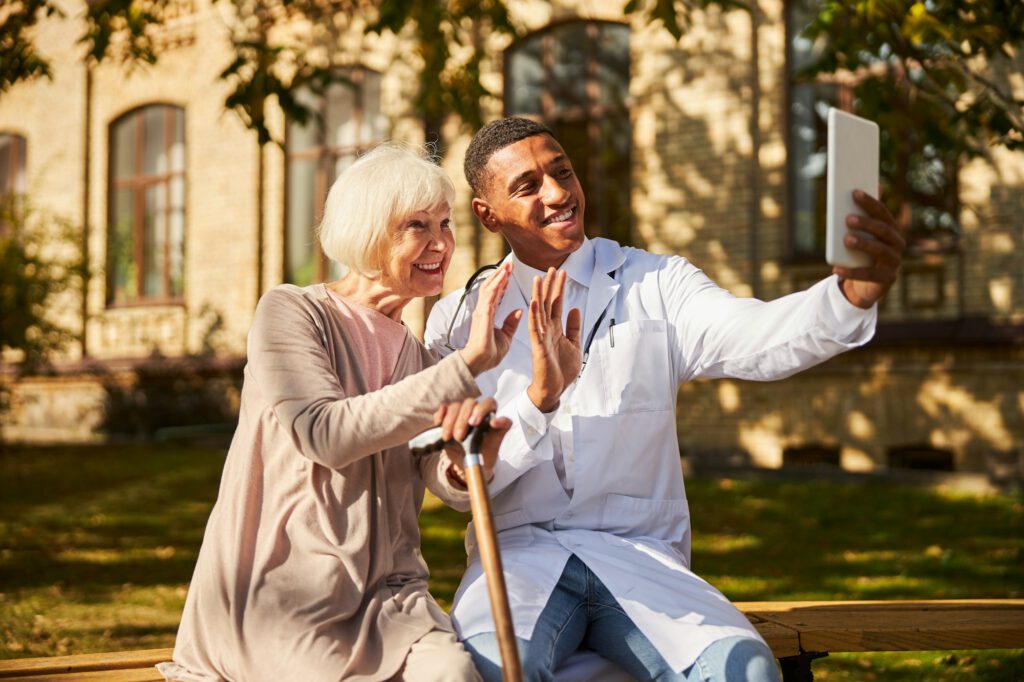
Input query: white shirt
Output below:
<box><xmin>509</xmin><ymin>238</ymin><xmax>595</xmax><ymax>494</ymax></box>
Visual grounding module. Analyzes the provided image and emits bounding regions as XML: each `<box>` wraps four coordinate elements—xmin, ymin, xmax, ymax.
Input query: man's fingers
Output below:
<box><xmin>853</xmin><ymin>190</ymin><xmax>894</xmax><ymax>223</ymax></box>
<box><xmin>846</xmin><ymin>215</ymin><xmax>906</xmax><ymax>253</ymax></box>
<box><xmin>565</xmin><ymin>307</ymin><xmax>582</xmax><ymax>345</ymax></box>
<box><xmin>832</xmin><ymin>265</ymin><xmax>897</xmax><ymax>284</ymax></box>
<box><xmin>550</xmin><ymin>270</ymin><xmax>567</xmax><ymax>330</ymax></box>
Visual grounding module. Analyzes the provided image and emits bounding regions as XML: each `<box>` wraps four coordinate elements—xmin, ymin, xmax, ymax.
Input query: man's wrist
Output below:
<box><xmin>527</xmin><ymin>383</ymin><xmax>560</xmax><ymax>413</ymax></box>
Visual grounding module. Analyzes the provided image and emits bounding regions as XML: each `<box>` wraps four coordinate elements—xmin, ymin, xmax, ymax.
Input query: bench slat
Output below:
<box><xmin>739</xmin><ymin>599</ymin><xmax>1024</xmax><ymax>654</ymax></box>
<box><xmin>0</xmin><ymin>670</ymin><xmax>164</xmax><ymax>682</ymax></box>
<box><xmin>0</xmin><ymin>650</ymin><xmax>171</xmax><ymax>679</ymax></box>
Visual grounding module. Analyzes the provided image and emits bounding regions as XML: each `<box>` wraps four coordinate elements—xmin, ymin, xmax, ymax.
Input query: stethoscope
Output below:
<box><xmin>443</xmin><ymin>261</ymin><xmax>617</xmax><ymax>378</ymax></box>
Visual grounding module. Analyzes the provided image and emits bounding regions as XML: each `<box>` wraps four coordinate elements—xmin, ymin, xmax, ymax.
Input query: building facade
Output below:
<box><xmin>1</xmin><ymin>0</ymin><xmax>1021</xmax><ymax>479</ymax></box>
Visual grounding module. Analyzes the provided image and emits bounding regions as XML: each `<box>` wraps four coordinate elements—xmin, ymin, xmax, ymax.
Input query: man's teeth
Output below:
<box><xmin>547</xmin><ymin>209</ymin><xmax>573</xmax><ymax>224</ymax></box>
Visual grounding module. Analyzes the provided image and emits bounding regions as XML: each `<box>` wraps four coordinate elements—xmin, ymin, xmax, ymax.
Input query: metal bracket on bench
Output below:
<box><xmin>778</xmin><ymin>651</ymin><xmax>828</xmax><ymax>682</ymax></box>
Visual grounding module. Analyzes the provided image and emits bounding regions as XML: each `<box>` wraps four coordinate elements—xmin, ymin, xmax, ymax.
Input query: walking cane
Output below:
<box><xmin>411</xmin><ymin>418</ymin><xmax>523</xmax><ymax>682</ymax></box>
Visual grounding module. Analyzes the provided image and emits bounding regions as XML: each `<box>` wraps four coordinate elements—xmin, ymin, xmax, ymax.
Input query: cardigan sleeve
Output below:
<box><xmin>247</xmin><ymin>287</ymin><xmax>481</xmax><ymax>469</ymax></box>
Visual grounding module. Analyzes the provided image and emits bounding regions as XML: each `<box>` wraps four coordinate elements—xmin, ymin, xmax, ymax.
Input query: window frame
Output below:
<box><xmin>283</xmin><ymin>68</ymin><xmax>386</xmax><ymax>285</ymax></box>
<box><xmin>503</xmin><ymin>19</ymin><xmax>633</xmax><ymax>246</ymax></box>
<box><xmin>106</xmin><ymin>103</ymin><xmax>187</xmax><ymax>307</ymax></box>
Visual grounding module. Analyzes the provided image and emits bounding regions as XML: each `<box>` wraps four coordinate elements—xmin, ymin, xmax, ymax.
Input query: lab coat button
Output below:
<box><xmin>563</xmin><ymin>512</ymin><xmax>574</xmax><ymax>519</ymax></box>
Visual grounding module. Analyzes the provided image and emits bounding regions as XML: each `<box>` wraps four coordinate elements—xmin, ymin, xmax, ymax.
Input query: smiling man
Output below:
<box><xmin>425</xmin><ymin>117</ymin><xmax>906</xmax><ymax>682</ymax></box>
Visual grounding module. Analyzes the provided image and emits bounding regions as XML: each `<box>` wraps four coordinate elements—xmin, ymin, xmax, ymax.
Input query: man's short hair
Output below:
<box><xmin>464</xmin><ymin>117</ymin><xmax>553</xmax><ymax>196</ymax></box>
<box><xmin>318</xmin><ymin>143</ymin><xmax>454</xmax><ymax>278</ymax></box>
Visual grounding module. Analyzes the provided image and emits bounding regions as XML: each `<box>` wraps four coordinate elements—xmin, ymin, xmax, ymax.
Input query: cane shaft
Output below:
<box><xmin>465</xmin><ymin>463</ymin><xmax>522</xmax><ymax>682</ymax></box>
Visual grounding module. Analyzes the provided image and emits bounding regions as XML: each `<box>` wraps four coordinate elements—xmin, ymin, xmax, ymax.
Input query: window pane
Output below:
<box><xmin>507</xmin><ymin>42</ymin><xmax>544</xmax><ymax>115</ymax></box>
<box><xmin>169</xmin><ymin>175</ymin><xmax>185</xmax><ymax>297</ymax></box>
<box><xmin>0</xmin><ymin>136</ymin><xmax>10</xmax><ymax>195</ymax></box>
<box><xmin>108</xmin><ymin>186</ymin><xmax>137</xmax><ymax>302</ymax></box>
<box><xmin>506</xmin><ymin>22</ymin><xmax>632</xmax><ymax>244</ymax></box>
<box><xmin>170</xmin><ymin>207</ymin><xmax>185</xmax><ymax>297</ymax></box>
<box><xmin>113</xmin><ymin>115</ymin><xmax>137</xmax><ymax>179</ymax></box>
<box><xmin>597</xmin><ymin>25</ymin><xmax>630</xmax><ymax>108</ymax></box>
<box><xmin>143</xmin><ymin>184</ymin><xmax>167</xmax><ymax>296</ymax></box>
<box><xmin>550</xmin><ymin>27</ymin><xmax>588</xmax><ymax>109</ymax></box>
<box><xmin>361</xmin><ymin>71</ymin><xmax>388</xmax><ymax>141</ymax></box>
<box><xmin>170</xmin><ymin>108</ymin><xmax>185</xmax><ymax>173</ymax></box>
<box><xmin>143</xmin><ymin>106</ymin><xmax>167</xmax><ymax>175</ymax></box>
<box><xmin>286</xmin><ymin>157</ymin><xmax>318</xmax><ymax>285</ymax></box>
<box><xmin>326</xmin><ymin>81</ymin><xmax>357</xmax><ymax>149</ymax></box>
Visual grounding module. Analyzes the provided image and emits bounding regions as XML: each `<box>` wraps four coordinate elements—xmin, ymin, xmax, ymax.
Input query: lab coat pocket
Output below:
<box><xmin>601</xmin><ymin>319</ymin><xmax>673</xmax><ymax>414</ymax></box>
<box><xmin>601</xmin><ymin>493</ymin><xmax>689</xmax><ymax>541</ymax></box>
<box><xmin>491</xmin><ymin>508</ymin><xmax>530</xmax><ymax>533</ymax></box>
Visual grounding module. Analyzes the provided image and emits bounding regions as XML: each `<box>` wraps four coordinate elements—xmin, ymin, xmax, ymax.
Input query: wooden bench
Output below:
<box><xmin>1</xmin><ymin>600</ymin><xmax>1021</xmax><ymax>681</ymax></box>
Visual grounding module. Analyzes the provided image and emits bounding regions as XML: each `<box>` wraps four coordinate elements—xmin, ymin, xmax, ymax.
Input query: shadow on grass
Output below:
<box><xmin>0</xmin><ymin>444</ymin><xmax>224</xmax><ymax>598</ymax></box>
<box><xmin>685</xmin><ymin>477</ymin><xmax>1024</xmax><ymax>602</ymax></box>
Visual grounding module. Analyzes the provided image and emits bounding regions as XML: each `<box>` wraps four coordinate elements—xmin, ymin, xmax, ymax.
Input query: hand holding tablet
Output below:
<box><xmin>825</xmin><ymin>108</ymin><xmax>880</xmax><ymax>268</ymax></box>
<box><xmin>820</xmin><ymin>107</ymin><xmax>906</xmax><ymax>309</ymax></box>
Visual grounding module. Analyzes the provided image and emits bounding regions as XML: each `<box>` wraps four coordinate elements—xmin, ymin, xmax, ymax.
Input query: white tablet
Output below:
<box><xmin>825</xmin><ymin>108</ymin><xmax>879</xmax><ymax>268</ymax></box>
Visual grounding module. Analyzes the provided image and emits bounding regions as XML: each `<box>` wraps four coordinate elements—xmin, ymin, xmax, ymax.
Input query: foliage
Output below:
<box><xmin>798</xmin><ymin>0</ymin><xmax>1024</xmax><ymax>237</ymax></box>
<box><xmin>0</xmin><ymin>197</ymin><xmax>86</xmax><ymax>370</ymax></box>
<box><xmin>0</xmin><ymin>0</ymin><xmax>63</xmax><ymax>93</ymax></box>
<box><xmin>623</xmin><ymin>0</ymin><xmax>752</xmax><ymax>41</ymax></box>
<box><xmin>369</xmin><ymin>0</ymin><xmax>514</xmax><ymax>137</ymax></box>
<box><xmin>0</xmin><ymin>0</ymin><xmax>515</xmax><ymax>146</ymax></box>
<box><xmin>630</xmin><ymin>0</ymin><xmax>1024</xmax><ymax>240</ymax></box>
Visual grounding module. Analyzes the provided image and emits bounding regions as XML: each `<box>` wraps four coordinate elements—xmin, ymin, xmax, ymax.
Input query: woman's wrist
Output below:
<box><xmin>458</xmin><ymin>348</ymin><xmax>490</xmax><ymax>376</ymax></box>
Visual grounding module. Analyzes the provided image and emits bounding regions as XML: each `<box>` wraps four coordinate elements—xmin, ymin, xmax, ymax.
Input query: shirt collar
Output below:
<box><xmin>510</xmin><ymin>238</ymin><xmax>595</xmax><ymax>297</ymax></box>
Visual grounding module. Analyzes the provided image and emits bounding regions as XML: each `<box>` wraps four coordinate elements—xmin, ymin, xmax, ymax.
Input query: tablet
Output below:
<box><xmin>825</xmin><ymin>108</ymin><xmax>879</xmax><ymax>268</ymax></box>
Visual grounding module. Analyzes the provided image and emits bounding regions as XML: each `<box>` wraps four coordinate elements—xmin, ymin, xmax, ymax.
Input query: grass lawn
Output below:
<box><xmin>1</xmin><ymin>444</ymin><xmax>1021</xmax><ymax>680</ymax></box>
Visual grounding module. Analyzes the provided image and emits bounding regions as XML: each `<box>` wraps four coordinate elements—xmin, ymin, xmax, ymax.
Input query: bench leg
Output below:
<box><xmin>778</xmin><ymin>651</ymin><xmax>828</xmax><ymax>682</ymax></box>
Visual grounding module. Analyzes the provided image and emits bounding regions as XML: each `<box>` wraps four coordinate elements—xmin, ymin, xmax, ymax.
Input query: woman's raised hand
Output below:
<box><xmin>458</xmin><ymin>262</ymin><xmax>522</xmax><ymax>376</ymax></box>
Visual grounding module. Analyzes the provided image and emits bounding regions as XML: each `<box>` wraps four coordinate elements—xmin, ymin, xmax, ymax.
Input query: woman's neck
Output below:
<box><xmin>327</xmin><ymin>273</ymin><xmax>411</xmax><ymax>322</ymax></box>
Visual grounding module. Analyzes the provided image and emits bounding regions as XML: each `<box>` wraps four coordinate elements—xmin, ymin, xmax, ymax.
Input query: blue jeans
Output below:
<box><xmin>463</xmin><ymin>555</ymin><xmax>780</xmax><ymax>682</ymax></box>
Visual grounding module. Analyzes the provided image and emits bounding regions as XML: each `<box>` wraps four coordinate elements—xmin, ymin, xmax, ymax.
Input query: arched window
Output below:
<box><xmin>107</xmin><ymin>104</ymin><xmax>186</xmax><ymax>304</ymax></box>
<box><xmin>285</xmin><ymin>68</ymin><xmax>387</xmax><ymax>285</ymax></box>
<box><xmin>0</xmin><ymin>133</ymin><xmax>27</xmax><ymax>198</ymax></box>
<box><xmin>505</xmin><ymin>21</ymin><xmax>632</xmax><ymax>245</ymax></box>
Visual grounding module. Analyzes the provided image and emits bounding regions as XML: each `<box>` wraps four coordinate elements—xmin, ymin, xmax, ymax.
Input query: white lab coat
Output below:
<box><xmin>424</xmin><ymin>238</ymin><xmax>876</xmax><ymax>675</ymax></box>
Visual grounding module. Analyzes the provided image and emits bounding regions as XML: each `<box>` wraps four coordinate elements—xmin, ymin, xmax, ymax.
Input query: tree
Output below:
<box><xmin>0</xmin><ymin>197</ymin><xmax>87</xmax><ymax>370</ymax></box>
<box><xmin>629</xmin><ymin>0</ymin><xmax>1024</xmax><ymax>241</ymax></box>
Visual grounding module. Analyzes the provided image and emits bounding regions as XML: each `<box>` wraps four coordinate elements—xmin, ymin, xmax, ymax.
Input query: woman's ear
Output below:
<box><xmin>472</xmin><ymin>198</ymin><xmax>500</xmax><ymax>234</ymax></box>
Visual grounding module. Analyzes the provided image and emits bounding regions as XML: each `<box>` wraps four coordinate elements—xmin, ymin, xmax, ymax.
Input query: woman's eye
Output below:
<box><xmin>441</xmin><ymin>220</ymin><xmax>452</xmax><ymax>230</ymax></box>
<box><xmin>406</xmin><ymin>221</ymin><xmax>425</xmax><ymax>230</ymax></box>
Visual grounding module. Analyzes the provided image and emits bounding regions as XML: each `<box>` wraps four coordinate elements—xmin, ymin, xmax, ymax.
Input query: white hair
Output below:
<box><xmin>318</xmin><ymin>143</ymin><xmax>455</xmax><ymax>278</ymax></box>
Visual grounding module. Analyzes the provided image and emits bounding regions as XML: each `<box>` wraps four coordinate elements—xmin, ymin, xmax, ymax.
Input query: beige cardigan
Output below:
<box><xmin>159</xmin><ymin>284</ymin><xmax>479</xmax><ymax>682</ymax></box>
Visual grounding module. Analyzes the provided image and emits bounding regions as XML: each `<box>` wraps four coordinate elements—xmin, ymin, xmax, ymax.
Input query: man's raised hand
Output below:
<box><xmin>526</xmin><ymin>268</ymin><xmax>582</xmax><ymax>413</ymax></box>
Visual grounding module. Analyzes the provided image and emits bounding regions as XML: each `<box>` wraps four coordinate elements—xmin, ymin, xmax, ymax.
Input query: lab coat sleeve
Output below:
<box><xmin>659</xmin><ymin>256</ymin><xmax>877</xmax><ymax>383</ymax></box>
<box><xmin>425</xmin><ymin>291</ymin><xmax>557</xmax><ymax>495</ymax></box>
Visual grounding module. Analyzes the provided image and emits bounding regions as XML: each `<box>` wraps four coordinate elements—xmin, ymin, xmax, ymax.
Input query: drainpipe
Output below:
<box><xmin>747</xmin><ymin>5</ymin><xmax>762</xmax><ymax>298</ymax></box>
<box><xmin>81</xmin><ymin>60</ymin><xmax>93</xmax><ymax>358</ymax></box>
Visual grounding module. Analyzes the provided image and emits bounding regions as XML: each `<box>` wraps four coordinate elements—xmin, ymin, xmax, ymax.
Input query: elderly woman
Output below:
<box><xmin>158</xmin><ymin>145</ymin><xmax>522</xmax><ymax>682</ymax></box>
